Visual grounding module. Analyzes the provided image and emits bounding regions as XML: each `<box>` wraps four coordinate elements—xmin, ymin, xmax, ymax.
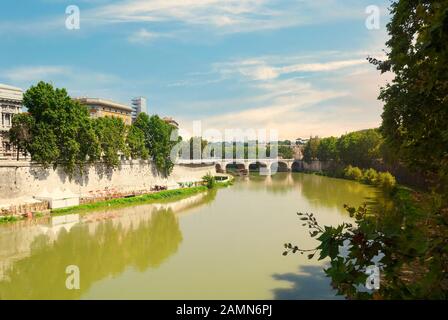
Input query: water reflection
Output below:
<box><xmin>239</xmin><ymin>173</ymin><xmax>376</xmax><ymax>210</ymax></box>
<box><xmin>0</xmin><ymin>191</ymin><xmax>217</xmax><ymax>300</ymax></box>
<box><xmin>0</xmin><ymin>174</ymin><xmax>377</xmax><ymax>300</ymax></box>
<box><xmin>272</xmin><ymin>265</ymin><xmax>343</xmax><ymax>300</ymax></box>
<box><xmin>0</xmin><ymin>208</ymin><xmax>182</xmax><ymax>299</ymax></box>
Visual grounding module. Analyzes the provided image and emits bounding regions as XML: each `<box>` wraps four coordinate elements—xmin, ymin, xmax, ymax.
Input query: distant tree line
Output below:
<box><xmin>181</xmin><ymin>138</ymin><xmax>294</xmax><ymax>160</ymax></box>
<box><xmin>9</xmin><ymin>81</ymin><xmax>178</xmax><ymax>176</ymax></box>
<box><xmin>302</xmin><ymin>129</ymin><xmax>384</xmax><ymax>168</ymax></box>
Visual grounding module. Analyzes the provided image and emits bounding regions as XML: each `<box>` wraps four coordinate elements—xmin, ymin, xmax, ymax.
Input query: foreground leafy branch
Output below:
<box><xmin>284</xmin><ymin>189</ymin><xmax>448</xmax><ymax>299</ymax></box>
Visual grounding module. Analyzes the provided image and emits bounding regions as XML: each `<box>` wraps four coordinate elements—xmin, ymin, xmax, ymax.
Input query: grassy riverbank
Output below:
<box><xmin>52</xmin><ymin>186</ymin><xmax>209</xmax><ymax>216</ymax></box>
<box><xmin>0</xmin><ymin>175</ymin><xmax>234</xmax><ymax>224</ymax></box>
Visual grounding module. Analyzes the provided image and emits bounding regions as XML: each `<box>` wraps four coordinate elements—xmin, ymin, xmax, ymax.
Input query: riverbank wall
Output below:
<box><xmin>0</xmin><ymin>160</ymin><xmax>215</xmax><ymax>214</ymax></box>
<box><xmin>294</xmin><ymin>160</ymin><xmax>332</xmax><ymax>172</ymax></box>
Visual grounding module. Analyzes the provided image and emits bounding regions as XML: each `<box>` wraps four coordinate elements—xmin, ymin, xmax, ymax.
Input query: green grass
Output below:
<box><xmin>52</xmin><ymin>186</ymin><xmax>209</xmax><ymax>216</ymax></box>
<box><xmin>0</xmin><ymin>215</ymin><xmax>23</xmax><ymax>224</ymax></box>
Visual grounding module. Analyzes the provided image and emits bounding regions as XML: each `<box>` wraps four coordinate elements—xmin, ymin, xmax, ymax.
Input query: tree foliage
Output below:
<box><xmin>9</xmin><ymin>113</ymin><xmax>34</xmax><ymax>160</ymax></box>
<box><xmin>11</xmin><ymin>82</ymin><xmax>177</xmax><ymax>176</ymax></box>
<box><xmin>371</xmin><ymin>0</ymin><xmax>448</xmax><ymax>191</ymax></box>
<box><xmin>317</xmin><ymin>137</ymin><xmax>338</xmax><ymax>161</ymax></box>
<box><xmin>285</xmin><ymin>188</ymin><xmax>447</xmax><ymax>299</ymax></box>
<box><xmin>94</xmin><ymin>117</ymin><xmax>128</xmax><ymax>168</ymax></box>
<box><xmin>23</xmin><ymin>82</ymin><xmax>98</xmax><ymax>173</ymax></box>
<box><xmin>337</xmin><ymin>129</ymin><xmax>382</xmax><ymax>167</ymax></box>
<box><xmin>134</xmin><ymin>113</ymin><xmax>178</xmax><ymax>176</ymax></box>
<box><xmin>278</xmin><ymin>145</ymin><xmax>294</xmax><ymax>159</ymax></box>
<box><xmin>303</xmin><ymin>136</ymin><xmax>320</xmax><ymax>163</ymax></box>
<box><xmin>127</xmin><ymin>124</ymin><xmax>149</xmax><ymax>160</ymax></box>
<box><xmin>305</xmin><ymin>129</ymin><xmax>382</xmax><ymax>167</ymax></box>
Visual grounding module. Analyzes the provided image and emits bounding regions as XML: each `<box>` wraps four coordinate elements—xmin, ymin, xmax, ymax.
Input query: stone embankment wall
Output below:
<box><xmin>0</xmin><ymin>160</ymin><xmax>215</xmax><ymax>213</ymax></box>
<box><xmin>294</xmin><ymin>160</ymin><xmax>332</xmax><ymax>172</ymax></box>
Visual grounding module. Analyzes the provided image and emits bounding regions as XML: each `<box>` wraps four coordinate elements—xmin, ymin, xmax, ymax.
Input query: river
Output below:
<box><xmin>0</xmin><ymin>173</ymin><xmax>378</xmax><ymax>300</ymax></box>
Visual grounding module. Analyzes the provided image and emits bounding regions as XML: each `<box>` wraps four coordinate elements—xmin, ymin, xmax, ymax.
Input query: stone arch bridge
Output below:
<box><xmin>177</xmin><ymin>159</ymin><xmax>306</xmax><ymax>175</ymax></box>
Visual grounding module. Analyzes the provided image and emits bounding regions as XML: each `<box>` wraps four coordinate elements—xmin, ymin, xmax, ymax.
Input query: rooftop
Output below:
<box><xmin>163</xmin><ymin>116</ymin><xmax>179</xmax><ymax>128</ymax></box>
<box><xmin>74</xmin><ymin>97</ymin><xmax>132</xmax><ymax>112</ymax></box>
<box><xmin>0</xmin><ymin>83</ymin><xmax>23</xmax><ymax>101</ymax></box>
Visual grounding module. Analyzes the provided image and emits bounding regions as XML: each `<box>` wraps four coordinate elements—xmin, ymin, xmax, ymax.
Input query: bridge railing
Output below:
<box><xmin>175</xmin><ymin>158</ymin><xmax>297</xmax><ymax>164</ymax></box>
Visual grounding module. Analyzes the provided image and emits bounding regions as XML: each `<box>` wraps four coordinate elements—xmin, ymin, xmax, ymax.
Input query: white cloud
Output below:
<box><xmin>1</xmin><ymin>0</ymin><xmax>387</xmax><ymax>38</ymax></box>
<box><xmin>84</xmin><ymin>0</ymin><xmax>378</xmax><ymax>35</ymax></box>
<box><xmin>214</xmin><ymin>56</ymin><xmax>369</xmax><ymax>81</ymax></box>
<box><xmin>175</xmin><ymin>50</ymin><xmax>388</xmax><ymax>139</ymax></box>
<box><xmin>1</xmin><ymin>65</ymin><xmax>123</xmax><ymax>101</ymax></box>
<box><xmin>128</xmin><ymin>28</ymin><xmax>160</xmax><ymax>43</ymax></box>
<box><xmin>3</xmin><ymin>66</ymin><xmax>69</xmax><ymax>82</ymax></box>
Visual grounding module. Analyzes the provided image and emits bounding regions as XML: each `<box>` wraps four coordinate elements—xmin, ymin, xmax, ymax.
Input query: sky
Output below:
<box><xmin>0</xmin><ymin>0</ymin><xmax>393</xmax><ymax>140</ymax></box>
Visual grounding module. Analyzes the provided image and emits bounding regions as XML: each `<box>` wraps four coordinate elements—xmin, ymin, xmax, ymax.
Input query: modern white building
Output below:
<box><xmin>0</xmin><ymin>84</ymin><xmax>23</xmax><ymax>159</ymax></box>
<box><xmin>131</xmin><ymin>97</ymin><xmax>147</xmax><ymax>122</ymax></box>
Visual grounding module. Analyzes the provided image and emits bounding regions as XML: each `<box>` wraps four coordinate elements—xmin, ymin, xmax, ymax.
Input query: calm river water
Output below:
<box><xmin>0</xmin><ymin>173</ymin><xmax>378</xmax><ymax>300</ymax></box>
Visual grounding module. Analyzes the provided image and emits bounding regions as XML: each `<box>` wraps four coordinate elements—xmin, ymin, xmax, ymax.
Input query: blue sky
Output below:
<box><xmin>0</xmin><ymin>0</ymin><xmax>393</xmax><ymax>139</ymax></box>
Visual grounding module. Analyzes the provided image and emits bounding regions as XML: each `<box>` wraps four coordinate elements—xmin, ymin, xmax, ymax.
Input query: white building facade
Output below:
<box><xmin>0</xmin><ymin>84</ymin><xmax>23</xmax><ymax>159</ymax></box>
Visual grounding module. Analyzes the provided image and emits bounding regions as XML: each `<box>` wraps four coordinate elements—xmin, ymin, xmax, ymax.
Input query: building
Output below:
<box><xmin>131</xmin><ymin>97</ymin><xmax>147</xmax><ymax>122</ymax></box>
<box><xmin>0</xmin><ymin>84</ymin><xmax>23</xmax><ymax>159</ymax></box>
<box><xmin>295</xmin><ymin>137</ymin><xmax>309</xmax><ymax>146</ymax></box>
<box><xmin>74</xmin><ymin>97</ymin><xmax>133</xmax><ymax>125</ymax></box>
<box><xmin>162</xmin><ymin>117</ymin><xmax>179</xmax><ymax>129</ymax></box>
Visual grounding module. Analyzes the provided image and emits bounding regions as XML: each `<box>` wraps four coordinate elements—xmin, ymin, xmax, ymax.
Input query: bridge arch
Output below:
<box><xmin>215</xmin><ymin>163</ymin><xmax>224</xmax><ymax>173</ymax></box>
<box><xmin>291</xmin><ymin>161</ymin><xmax>303</xmax><ymax>172</ymax></box>
<box><xmin>225</xmin><ymin>162</ymin><xmax>248</xmax><ymax>173</ymax></box>
<box><xmin>270</xmin><ymin>161</ymin><xmax>289</xmax><ymax>173</ymax></box>
<box><xmin>248</xmin><ymin>161</ymin><xmax>268</xmax><ymax>173</ymax></box>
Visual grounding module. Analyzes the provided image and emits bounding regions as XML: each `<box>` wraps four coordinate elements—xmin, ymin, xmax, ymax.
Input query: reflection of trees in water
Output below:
<box><xmin>293</xmin><ymin>174</ymin><xmax>376</xmax><ymax>210</ymax></box>
<box><xmin>0</xmin><ymin>209</ymin><xmax>182</xmax><ymax>300</ymax></box>
<box><xmin>242</xmin><ymin>173</ymin><xmax>375</xmax><ymax>205</ymax></box>
<box><xmin>240</xmin><ymin>173</ymin><xmax>293</xmax><ymax>195</ymax></box>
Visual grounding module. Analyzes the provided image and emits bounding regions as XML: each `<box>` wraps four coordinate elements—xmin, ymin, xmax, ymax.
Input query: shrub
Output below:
<box><xmin>363</xmin><ymin>168</ymin><xmax>379</xmax><ymax>185</ymax></box>
<box><xmin>377</xmin><ymin>172</ymin><xmax>397</xmax><ymax>192</ymax></box>
<box><xmin>344</xmin><ymin>165</ymin><xmax>363</xmax><ymax>181</ymax></box>
<box><xmin>202</xmin><ymin>173</ymin><xmax>216</xmax><ymax>189</ymax></box>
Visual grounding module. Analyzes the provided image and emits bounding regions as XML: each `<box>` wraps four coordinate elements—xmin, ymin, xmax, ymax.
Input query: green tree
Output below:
<box><xmin>303</xmin><ymin>136</ymin><xmax>320</xmax><ymax>163</ymax></box>
<box><xmin>135</xmin><ymin>113</ymin><xmax>178</xmax><ymax>175</ymax></box>
<box><xmin>127</xmin><ymin>125</ymin><xmax>149</xmax><ymax>160</ymax></box>
<box><xmin>9</xmin><ymin>113</ymin><xmax>34</xmax><ymax>160</ymax></box>
<box><xmin>370</xmin><ymin>1</ymin><xmax>448</xmax><ymax>191</ymax></box>
<box><xmin>23</xmin><ymin>81</ymin><xmax>95</xmax><ymax>174</ymax></box>
<box><xmin>278</xmin><ymin>145</ymin><xmax>294</xmax><ymax>159</ymax></box>
<box><xmin>94</xmin><ymin>117</ymin><xmax>128</xmax><ymax>168</ymax></box>
<box><xmin>29</xmin><ymin>123</ymin><xmax>59</xmax><ymax>167</ymax></box>
<box><xmin>337</xmin><ymin>129</ymin><xmax>382</xmax><ymax>167</ymax></box>
<box><xmin>148</xmin><ymin>115</ymin><xmax>177</xmax><ymax>175</ymax></box>
<box><xmin>317</xmin><ymin>137</ymin><xmax>338</xmax><ymax>161</ymax></box>
<box><xmin>202</xmin><ymin>173</ymin><xmax>216</xmax><ymax>189</ymax></box>
<box><xmin>77</xmin><ymin>119</ymin><xmax>101</xmax><ymax>164</ymax></box>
